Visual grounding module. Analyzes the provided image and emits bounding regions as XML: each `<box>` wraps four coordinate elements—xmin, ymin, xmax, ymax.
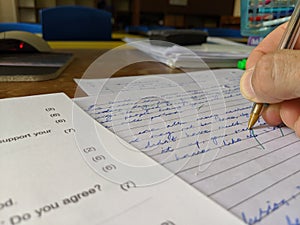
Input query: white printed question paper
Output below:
<box><xmin>75</xmin><ymin>69</ymin><xmax>300</xmax><ymax>225</ymax></box>
<box><xmin>0</xmin><ymin>93</ymin><xmax>243</xmax><ymax>225</ymax></box>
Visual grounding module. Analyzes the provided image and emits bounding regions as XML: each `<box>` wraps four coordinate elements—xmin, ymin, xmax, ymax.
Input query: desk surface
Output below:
<box><xmin>0</xmin><ymin>49</ymin><xmax>180</xmax><ymax>99</ymax></box>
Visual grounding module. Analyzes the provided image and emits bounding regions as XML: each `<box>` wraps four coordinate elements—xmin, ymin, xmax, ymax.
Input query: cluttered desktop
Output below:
<box><xmin>1</xmin><ymin>1</ymin><xmax>300</xmax><ymax>224</ymax></box>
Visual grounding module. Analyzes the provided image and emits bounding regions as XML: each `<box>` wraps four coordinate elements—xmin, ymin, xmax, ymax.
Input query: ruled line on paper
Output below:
<box><xmin>187</xmin><ymin>135</ymin><xmax>298</xmax><ymax>185</ymax></box>
<box><xmin>228</xmin><ymin>163</ymin><xmax>300</xmax><ymax>211</ymax></box>
<box><xmin>175</xmin><ymin>131</ymin><xmax>295</xmax><ymax>176</ymax></box>
<box><xmin>208</xmin><ymin>140</ymin><xmax>300</xmax><ymax>197</ymax></box>
<box><xmin>75</xmin><ymin>69</ymin><xmax>300</xmax><ymax>225</ymax></box>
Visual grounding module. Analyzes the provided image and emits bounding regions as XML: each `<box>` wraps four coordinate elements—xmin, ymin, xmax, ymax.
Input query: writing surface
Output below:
<box><xmin>75</xmin><ymin>69</ymin><xmax>300</xmax><ymax>225</ymax></box>
<box><xmin>0</xmin><ymin>93</ymin><xmax>243</xmax><ymax>225</ymax></box>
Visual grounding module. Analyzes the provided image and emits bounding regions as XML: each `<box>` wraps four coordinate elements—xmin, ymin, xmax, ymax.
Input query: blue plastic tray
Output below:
<box><xmin>241</xmin><ymin>0</ymin><xmax>296</xmax><ymax>37</ymax></box>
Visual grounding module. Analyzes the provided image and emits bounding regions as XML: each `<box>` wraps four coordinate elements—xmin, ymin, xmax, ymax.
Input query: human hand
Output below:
<box><xmin>240</xmin><ymin>23</ymin><xmax>300</xmax><ymax>136</ymax></box>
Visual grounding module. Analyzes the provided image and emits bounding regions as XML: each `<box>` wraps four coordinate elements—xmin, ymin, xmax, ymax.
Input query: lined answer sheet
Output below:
<box><xmin>0</xmin><ymin>93</ymin><xmax>243</xmax><ymax>225</ymax></box>
<box><xmin>75</xmin><ymin>69</ymin><xmax>300</xmax><ymax>225</ymax></box>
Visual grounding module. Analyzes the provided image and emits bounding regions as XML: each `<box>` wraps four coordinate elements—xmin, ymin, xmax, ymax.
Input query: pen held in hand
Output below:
<box><xmin>248</xmin><ymin>103</ymin><xmax>263</xmax><ymax>129</ymax></box>
<box><xmin>247</xmin><ymin>1</ymin><xmax>300</xmax><ymax>129</ymax></box>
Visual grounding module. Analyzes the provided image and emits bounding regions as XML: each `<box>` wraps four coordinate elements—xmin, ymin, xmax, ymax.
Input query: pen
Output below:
<box><xmin>248</xmin><ymin>0</ymin><xmax>300</xmax><ymax>129</ymax></box>
<box><xmin>249</xmin><ymin>16</ymin><xmax>291</xmax><ymax>28</ymax></box>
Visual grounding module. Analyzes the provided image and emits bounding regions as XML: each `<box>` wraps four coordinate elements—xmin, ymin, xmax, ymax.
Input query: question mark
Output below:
<box><xmin>94</xmin><ymin>184</ymin><xmax>101</xmax><ymax>191</ymax></box>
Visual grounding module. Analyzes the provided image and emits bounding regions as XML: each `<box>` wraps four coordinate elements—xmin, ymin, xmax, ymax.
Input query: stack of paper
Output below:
<box><xmin>123</xmin><ymin>37</ymin><xmax>254</xmax><ymax>69</ymax></box>
<box><xmin>0</xmin><ymin>93</ymin><xmax>243</xmax><ymax>225</ymax></box>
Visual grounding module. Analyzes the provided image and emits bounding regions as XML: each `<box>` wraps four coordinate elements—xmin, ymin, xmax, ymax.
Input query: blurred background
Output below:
<box><xmin>0</xmin><ymin>0</ymin><xmax>241</xmax><ymax>32</ymax></box>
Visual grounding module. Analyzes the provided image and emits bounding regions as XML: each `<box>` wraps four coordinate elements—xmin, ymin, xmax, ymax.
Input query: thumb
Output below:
<box><xmin>240</xmin><ymin>50</ymin><xmax>300</xmax><ymax>103</ymax></box>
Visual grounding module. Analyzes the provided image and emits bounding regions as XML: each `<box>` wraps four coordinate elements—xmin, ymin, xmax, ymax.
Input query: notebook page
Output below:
<box><xmin>0</xmin><ymin>93</ymin><xmax>243</xmax><ymax>225</ymax></box>
<box><xmin>75</xmin><ymin>69</ymin><xmax>300</xmax><ymax>225</ymax></box>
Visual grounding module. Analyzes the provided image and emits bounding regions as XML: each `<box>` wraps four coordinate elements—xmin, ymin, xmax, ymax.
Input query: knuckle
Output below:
<box><xmin>249</xmin><ymin>50</ymin><xmax>300</xmax><ymax>102</ymax></box>
<box><xmin>252</xmin><ymin>53</ymin><xmax>276</xmax><ymax>97</ymax></box>
<box><xmin>274</xmin><ymin>50</ymin><xmax>300</xmax><ymax>98</ymax></box>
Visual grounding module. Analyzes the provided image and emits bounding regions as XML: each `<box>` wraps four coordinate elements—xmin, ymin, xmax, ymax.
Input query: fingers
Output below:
<box><xmin>246</xmin><ymin>22</ymin><xmax>300</xmax><ymax>69</ymax></box>
<box><xmin>241</xmin><ymin>21</ymin><xmax>300</xmax><ymax>136</ymax></box>
<box><xmin>246</xmin><ymin>23</ymin><xmax>287</xmax><ymax>69</ymax></box>
<box><xmin>264</xmin><ymin>99</ymin><xmax>300</xmax><ymax>137</ymax></box>
<box><xmin>261</xmin><ymin>104</ymin><xmax>282</xmax><ymax>126</ymax></box>
<box><xmin>262</xmin><ymin>99</ymin><xmax>300</xmax><ymax>136</ymax></box>
<box><xmin>240</xmin><ymin>49</ymin><xmax>300</xmax><ymax>103</ymax></box>
<box><xmin>280</xmin><ymin>99</ymin><xmax>300</xmax><ymax>134</ymax></box>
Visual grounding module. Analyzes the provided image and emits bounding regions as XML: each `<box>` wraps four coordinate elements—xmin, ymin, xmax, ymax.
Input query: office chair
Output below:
<box><xmin>0</xmin><ymin>23</ymin><xmax>42</xmax><ymax>34</ymax></box>
<box><xmin>40</xmin><ymin>5</ymin><xmax>112</xmax><ymax>41</ymax></box>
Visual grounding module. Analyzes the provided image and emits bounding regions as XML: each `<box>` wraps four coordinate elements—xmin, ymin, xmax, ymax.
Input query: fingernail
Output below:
<box><xmin>240</xmin><ymin>67</ymin><xmax>256</xmax><ymax>100</ymax></box>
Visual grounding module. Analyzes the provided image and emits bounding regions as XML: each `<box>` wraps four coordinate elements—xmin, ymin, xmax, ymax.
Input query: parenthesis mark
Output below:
<box><xmin>64</xmin><ymin>128</ymin><xmax>76</xmax><ymax>134</ymax></box>
<box><xmin>92</xmin><ymin>155</ymin><xmax>106</xmax><ymax>162</ymax></box>
<box><xmin>120</xmin><ymin>181</ymin><xmax>136</xmax><ymax>191</ymax></box>
<box><xmin>102</xmin><ymin>164</ymin><xmax>116</xmax><ymax>173</ymax></box>
<box><xmin>83</xmin><ymin>147</ymin><xmax>96</xmax><ymax>154</ymax></box>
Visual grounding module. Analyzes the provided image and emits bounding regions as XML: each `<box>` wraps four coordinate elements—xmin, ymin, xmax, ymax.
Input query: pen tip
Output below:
<box><xmin>248</xmin><ymin>103</ymin><xmax>264</xmax><ymax>130</ymax></box>
<box><xmin>248</xmin><ymin>114</ymin><xmax>259</xmax><ymax>130</ymax></box>
<box><xmin>247</xmin><ymin>121</ymin><xmax>253</xmax><ymax>130</ymax></box>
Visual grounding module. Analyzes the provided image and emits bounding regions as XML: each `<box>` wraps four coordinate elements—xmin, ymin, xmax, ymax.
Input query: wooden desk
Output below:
<box><xmin>0</xmin><ymin>49</ymin><xmax>180</xmax><ymax>99</ymax></box>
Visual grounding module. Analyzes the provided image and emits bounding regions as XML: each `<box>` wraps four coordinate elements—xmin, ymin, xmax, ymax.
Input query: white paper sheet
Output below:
<box><xmin>122</xmin><ymin>38</ymin><xmax>254</xmax><ymax>68</ymax></box>
<box><xmin>0</xmin><ymin>93</ymin><xmax>244</xmax><ymax>225</ymax></box>
<box><xmin>74</xmin><ymin>69</ymin><xmax>300</xmax><ymax>225</ymax></box>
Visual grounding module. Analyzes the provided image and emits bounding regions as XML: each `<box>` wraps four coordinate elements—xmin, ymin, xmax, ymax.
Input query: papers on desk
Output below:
<box><xmin>123</xmin><ymin>37</ymin><xmax>254</xmax><ymax>69</ymax></box>
<box><xmin>0</xmin><ymin>93</ymin><xmax>243</xmax><ymax>225</ymax></box>
<box><xmin>75</xmin><ymin>69</ymin><xmax>300</xmax><ymax>225</ymax></box>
